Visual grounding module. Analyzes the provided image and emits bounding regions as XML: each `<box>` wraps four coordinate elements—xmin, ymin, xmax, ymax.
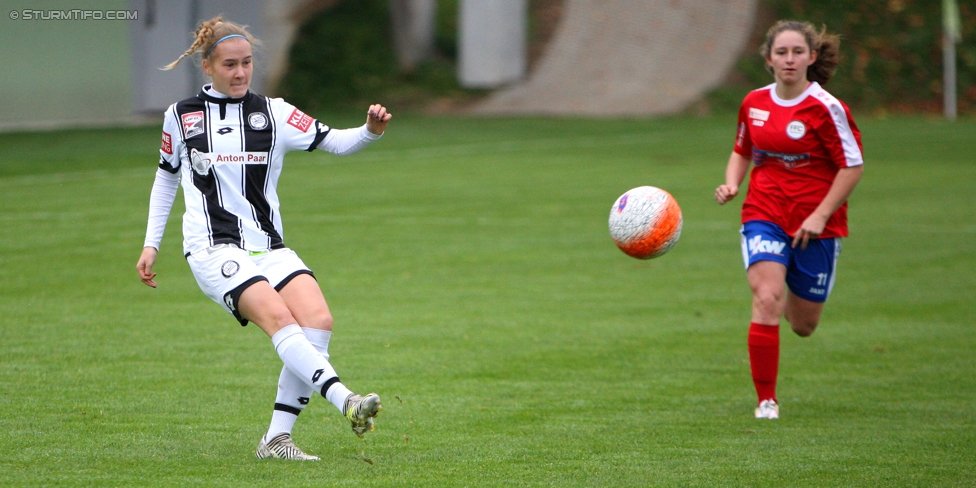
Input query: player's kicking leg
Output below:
<box><xmin>275</xmin><ymin>272</ymin><xmax>383</xmax><ymax>439</ymax></box>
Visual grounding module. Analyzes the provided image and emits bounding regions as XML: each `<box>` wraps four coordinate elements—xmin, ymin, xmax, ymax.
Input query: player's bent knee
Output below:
<box><xmin>269</xmin><ymin>307</ymin><xmax>299</xmax><ymax>329</ymax></box>
<box><xmin>788</xmin><ymin>317</ymin><xmax>819</xmax><ymax>337</ymax></box>
<box><xmin>785</xmin><ymin>296</ymin><xmax>823</xmax><ymax>337</ymax></box>
<box><xmin>752</xmin><ymin>290</ymin><xmax>784</xmax><ymax>316</ymax></box>
<box><xmin>791</xmin><ymin>324</ymin><xmax>814</xmax><ymax>337</ymax></box>
<box><xmin>305</xmin><ymin>309</ymin><xmax>333</xmax><ymax>331</ymax></box>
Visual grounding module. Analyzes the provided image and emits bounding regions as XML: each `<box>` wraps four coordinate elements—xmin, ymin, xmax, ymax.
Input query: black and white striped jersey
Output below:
<box><xmin>145</xmin><ymin>85</ymin><xmax>381</xmax><ymax>255</ymax></box>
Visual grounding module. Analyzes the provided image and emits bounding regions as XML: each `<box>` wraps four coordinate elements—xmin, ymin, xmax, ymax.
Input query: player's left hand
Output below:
<box><xmin>365</xmin><ymin>104</ymin><xmax>392</xmax><ymax>135</ymax></box>
<box><xmin>792</xmin><ymin>215</ymin><xmax>828</xmax><ymax>250</ymax></box>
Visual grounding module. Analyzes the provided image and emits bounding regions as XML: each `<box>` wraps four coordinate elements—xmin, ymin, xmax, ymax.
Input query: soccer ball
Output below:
<box><xmin>608</xmin><ymin>186</ymin><xmax>682</xmax><ymax>259</ymax></box>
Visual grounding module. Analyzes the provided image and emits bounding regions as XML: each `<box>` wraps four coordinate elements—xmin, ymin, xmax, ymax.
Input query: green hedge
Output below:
<box><xmin>276</xmin><ymin>0</ymin><xmax>473</xmax><ymax>113</ymax></box>
<box><xmin>721</xmin><ymin>0</ymin><xmax>976</xmax><ymax>114</ymax></box>
<box><xmin>276</xmin><ymin>0</ymin><xmax>395</xmax><ymax>112</ymax></box>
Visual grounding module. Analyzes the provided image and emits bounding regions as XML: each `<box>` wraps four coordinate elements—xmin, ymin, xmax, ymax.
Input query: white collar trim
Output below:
<box><xmin>203</xmin><ymin>84</ymin><xmax>230</xmax><ymax>99</ymax></box>
<box><xmin>767</xmin><ymin>82</ymin><xmax>820</xmax><ymax>107</ymax></box>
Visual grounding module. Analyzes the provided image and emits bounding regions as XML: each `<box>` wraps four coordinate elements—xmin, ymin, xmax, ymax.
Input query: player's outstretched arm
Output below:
<box><xmin>716</xmin><ymin>151</ymin><xmax>750</xmax><ymax>205</ymax></box>
<box><xmin>365</xmin><ymin>103</ymin><xmax>392</xmax><ymax>135</ymax></box>
<box><xmin>137</xmin><ymin>246</ymin><xmax>159</xmax><ymax>288</ymax></box>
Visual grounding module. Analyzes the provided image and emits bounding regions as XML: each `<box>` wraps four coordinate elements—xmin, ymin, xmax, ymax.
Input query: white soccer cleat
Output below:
<box><xmin>345</xmin><ymin>393</ymin><xmax>382</xmax><ymax>438</ymax></box>
<box><xmin>255</xmin><ymin>433</ymin><xmax>320</xmax><ymax>460</ymax></box>
<box><xmin>754</xmin><ymin>399</ymin><xmax>779</xmax><ymax>419</ymax></box>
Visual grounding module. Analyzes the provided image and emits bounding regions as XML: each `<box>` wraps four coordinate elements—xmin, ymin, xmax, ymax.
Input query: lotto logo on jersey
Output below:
<box><xmin>182</xmin><ymin>111</ymin><xmax>205</xmax><ymax>138</ymax></box>
<box><xmin>287</xmin><ymin>108</ymin><xmax>313</xmax><ymax>132</ymax></box>
<box><xmin>160</xmin><ymin>131</ymin><xmax>173</xmax><ymax>154</ymax></box>
<box><xmin>748</xmin><ymin>235</ymin><xmax>786</xmax><ymax>256</ymax></box>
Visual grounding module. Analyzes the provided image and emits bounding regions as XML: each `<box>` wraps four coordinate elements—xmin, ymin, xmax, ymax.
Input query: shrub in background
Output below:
<box><xmin>715</xmin><ymin>0</ymin><xmax>976</xmax><ymax>114</ymax></box>
<box><xmin>277</xmin><ymin>0</ymin><xmax>474</xmax><ymax>113</ymax></box>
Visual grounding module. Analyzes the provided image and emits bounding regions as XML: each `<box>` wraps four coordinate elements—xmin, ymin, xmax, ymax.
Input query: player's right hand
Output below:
<box><xmin>137</xmin><ymin>247</ymin><xmax>159</xmax><ymax>288</ymax></box>
<box><xmin>365</xmin><ymin>103</ymin><xmax>392</xmax><ymax>135</ymax></box>
<box><xmin>715</xmin><ymin>184</ymin><xmax>738</xmax><ymax>205</ymax></box>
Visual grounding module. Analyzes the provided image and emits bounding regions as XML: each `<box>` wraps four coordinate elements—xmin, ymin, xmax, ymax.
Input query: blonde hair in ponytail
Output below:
<box><xmin>161</xmin><ymin>16</ymin><xmax>258</xmax><ymax>70</ymax></box>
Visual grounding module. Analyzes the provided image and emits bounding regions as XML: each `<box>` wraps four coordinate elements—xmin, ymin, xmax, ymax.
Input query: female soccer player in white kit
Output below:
<box><xmin>136</xmin><ymin>16</ymin><xmax>390</xmax><ymax>460</ymax></box>
<box><xmin>715</xmin><ymin>21</ymin><xmax>864</xmax><ymax>419</ymax></box>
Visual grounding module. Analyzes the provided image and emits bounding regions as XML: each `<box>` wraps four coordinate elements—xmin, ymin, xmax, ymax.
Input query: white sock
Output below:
<box><xmin>271</xmin><ymin>324</ymin><xmax>353</xmax><ymax>413</ymax></box>
<box><xmin>302</xmin><ymin>328</ymin><xmax>353</xmax><ymax>411</ymax></box>
<box><xmin>265</xmin><ymin>329</ymin><xmax>332</xmax><ymax>439</ymax></box>
<box><xmin>265</xmin><ymin>364</ymin><xmax>311</xmax><ymax>440</ymax></box>
<box><xmin>326</xmin><ymin>383</ymin><xmax>354</xmax><ymax>414</ymax></box>
<box><xmin>302</xmin><ymin>327</ymin><xmax>331</xmax><ymax>360</ymax></box>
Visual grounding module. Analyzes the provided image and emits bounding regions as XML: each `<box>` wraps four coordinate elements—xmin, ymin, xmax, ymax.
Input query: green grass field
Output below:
<box><xmin>0</xmin><ymin>114</ymin><xmax>973</xmax><ymax>486</ymax></box>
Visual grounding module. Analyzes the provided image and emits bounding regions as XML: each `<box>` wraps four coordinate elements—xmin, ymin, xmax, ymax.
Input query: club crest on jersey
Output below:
<box><xmin>786</xmin><ymin>120</ymin><xmax>806</xmax><ymax>140</ymax></box>
<box><xmin>190</xmin><ymin>148</ymin><xmax>212</xmax><ymax>176</ymax></box>
<box><xmin>182</xmin><ymin>111</ymin><xmax>205</xmax><ymax>138</ymax></box>
<box><xmin>160</xmin><ymin>131</ymin><xmax>173</xmax><ymax>154</ymax></box>
<box><xmin>287</xmin><ymin>108</ymin><xmax>313</xmax><ymax>132</ymax></box>
<box><xmin>221</xmin><ymin>260</ymin><xmax>240</xmax><ymax>278</ymax></box>
<box><xmin>248</xmin><ymin>112</ymin><xmax>268</xmax><ymax>130</ymax></box>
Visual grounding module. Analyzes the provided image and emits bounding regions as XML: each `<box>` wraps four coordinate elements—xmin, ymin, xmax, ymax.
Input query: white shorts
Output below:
<box><xmin>186</xmin><ymin>244</ymin><xmax>314</xmax><ymax>326</ymax></box>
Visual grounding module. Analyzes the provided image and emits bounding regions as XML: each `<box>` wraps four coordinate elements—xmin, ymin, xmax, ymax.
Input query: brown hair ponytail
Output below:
<box><xmin>760</xmin><ymin>21</ymin><xmax>841</xmax><ymax>85</ymax></box>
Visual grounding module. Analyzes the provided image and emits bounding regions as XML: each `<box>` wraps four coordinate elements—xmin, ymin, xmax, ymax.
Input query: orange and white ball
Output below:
<box><xmin>609</xmin><ymin>186</ymin><xmax>683</xmax><ymax>259</ymax></box>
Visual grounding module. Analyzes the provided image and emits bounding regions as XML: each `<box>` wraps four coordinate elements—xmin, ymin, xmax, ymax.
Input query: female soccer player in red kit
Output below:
<box><xmin>715</xmin><ymin>21</ymin><xmax>864</xmax><ymax>419</ymax></box>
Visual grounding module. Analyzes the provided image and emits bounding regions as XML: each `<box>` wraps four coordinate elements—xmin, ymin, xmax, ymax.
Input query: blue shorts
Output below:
<box><xmin>740</xmin><ymin>220</ymin><xmax>842</xmax><ymax>303</ymax></box>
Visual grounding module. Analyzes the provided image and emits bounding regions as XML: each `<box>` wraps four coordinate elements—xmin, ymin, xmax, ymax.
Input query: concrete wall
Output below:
<box><xmin>457</xmin><ymin>0</ymin><xmax>527</xmax><ymax>88</ymax></box>
<box><xmin>0</xmin><ymin>0</ymin><xmax>295</xmax><ymax>131</ymax></box>
<box><xmin>0</xmin><ymin>0</ymin><xmax>135</xmax><ymax>131</ymax></box>
<box><xmin>475</xmin><ymin>0</ymin><xmax>758</xmax><ymax>116</ymax></box>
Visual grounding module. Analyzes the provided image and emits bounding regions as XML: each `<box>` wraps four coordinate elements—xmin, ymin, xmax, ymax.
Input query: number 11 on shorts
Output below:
<box><xmin>816</xmin><ymin>273</ymin><xmax>828</xmax><ymax>286</ymax></box>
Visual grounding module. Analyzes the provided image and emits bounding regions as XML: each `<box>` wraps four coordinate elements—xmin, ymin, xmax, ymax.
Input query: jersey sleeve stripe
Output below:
<box><xmin>306</xmin><ymin>120</ymin><xmax>331</xmax><ymax>152</ymax></box>
<box><xmin>817</xmin><ymin>95</ymin><xmax>864</xmax><ymax>167</ymax></box>
<box><xmin>158</xmin><ymin>157</ymin><xmax>179</xmax><ymax>174</ymax></box>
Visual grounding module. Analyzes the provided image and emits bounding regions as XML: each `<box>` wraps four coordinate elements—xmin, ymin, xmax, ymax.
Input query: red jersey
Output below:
<box><xmin>733</xmin><ymin>82</ymin><xmax>863</xmax><ymax>238</ymax></box>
